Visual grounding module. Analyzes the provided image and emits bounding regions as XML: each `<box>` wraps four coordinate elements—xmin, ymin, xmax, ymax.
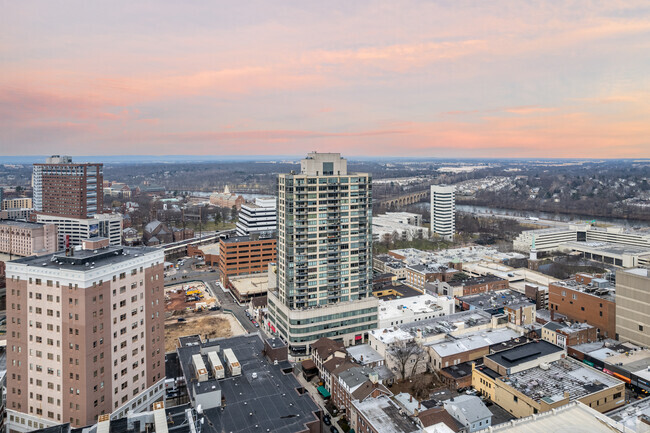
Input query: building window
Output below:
<box><xmin>640</xmin><ymin>325</ymin><xmax>644</xmax><ymax>332</ymax></box>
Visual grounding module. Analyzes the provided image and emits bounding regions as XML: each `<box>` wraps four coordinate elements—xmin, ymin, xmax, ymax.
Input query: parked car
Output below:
<box><xmin>254</xmin><ymin>322</ymin><xmax>259</xmax><ymax>328</ymax></box>
<box><xmin>323</xmin><ymin>415</ymin><xmax>331</xmax><ymax>426</ymax></box>
<box><xmin>330</xmin><ymin>426</ymin><xmax>338</xmax><ymax>433</ymax></box>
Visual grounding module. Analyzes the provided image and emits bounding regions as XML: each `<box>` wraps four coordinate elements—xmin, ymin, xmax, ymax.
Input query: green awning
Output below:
<box><xmin>317</xmin><ymin>385</ymin><xmax>331</xmax><ymax>398</ymax></box>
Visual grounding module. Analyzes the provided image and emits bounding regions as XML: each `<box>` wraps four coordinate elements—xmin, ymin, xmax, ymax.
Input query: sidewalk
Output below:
<box><xmin>295</xmin><ymin>373</ymin><xmax>344</xmax><ymax>432</ymax></box>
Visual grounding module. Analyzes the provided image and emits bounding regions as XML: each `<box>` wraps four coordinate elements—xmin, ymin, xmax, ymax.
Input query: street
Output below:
<box><xmin>164</xmin><ymin>257</ymin><xmax>260</xmax><ymax>334</ymax></box>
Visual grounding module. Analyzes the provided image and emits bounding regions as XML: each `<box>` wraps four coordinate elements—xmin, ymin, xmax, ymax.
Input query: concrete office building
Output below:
<box><xmin>0</xmin><ymin>220</ymin><xmax>58</xmax><ymax>257</ymax></box>
<box><xmin>616</xmin><ymin>268</ymin><xmax>650</xmax><ymax>347</ymax></box>
<box><xmin>267</xmin><ymin>152</ymin><xmax>378</xmax><ymax>357</ymax></box>
<box><xmin>5</xmin><ymin>239</ymin><xmax>166</xmax><ymax>432</ymax></box>
<box><xmin>235</xmin><ymin>197</ymin><xmax>277</xmax><ymax>237</ymax></box>
<box><xmin>35</xmin><ymin>213</ymin><xmax>122</xmax><ymax>250</ymax></box>
<box><xmin>430</xmin><ymin>185</ymin><xmax>455</xmax><ymax>240</ymax></box>
<box><xmin>32</xmin><ymin>155</ymin><xmax>103</xmax><ymax>219</ymax></box>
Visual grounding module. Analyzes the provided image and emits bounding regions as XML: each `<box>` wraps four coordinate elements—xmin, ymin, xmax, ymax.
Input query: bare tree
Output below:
<box><xmin>388</xmin><ymin>340</ymin><xmax>426</xmax><ymax>380</ymax></box>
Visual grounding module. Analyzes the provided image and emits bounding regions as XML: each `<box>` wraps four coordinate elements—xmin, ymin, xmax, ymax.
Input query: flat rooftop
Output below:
<box><xmin>426</xmin><ymin>328</ymin><xmax>523</xmax><ymax>358</ymax></box>
<box><xmin>176</xmin><ymin>333</ymin><xmax>320</xmax><ymax>433</ymax></box>
<box><xmin>624</xmin><ymin>267</ymin><xmax>650</xmax><ymax>277</ymax></box>
<box><xmin>478</xmin><ymin>400</ymin><xmax>629</xmax><ymax>433</ymax></box>
<box><xmin>229</xmin><ymin>274</ymin><xmax>269</xmax><ymax>294</ymax></box>
<box><xmin>346</xmin><ymin>344</ymin><xmax>384</xmax><ymax>365</ymax></box>
<box><xmin>441</xmin><ymin>361</ymin><xmax>473</xmax><ymax>379</ymax></box>
<box><xmin>371</xmin><ymin>309</ymin><xmax>494</xmax><ymax>343</ymax></box>
<box><xmin>486</xmin><ymin>340</ymin><xmax>563</xmax><ymax>370</ymax></box>
<box><xmin>373</xmin><ymin>282</ymin><xmax>423</xmax><ymax>300</ymax></box>
<box><xmin>10</xmin><ymin>245</ymin><xmax>160</xmax><ymax>271</ymax></box>
<box><xmin>0</xmin><ymin>219</ymin><xmax>45</xmax><ymax>229</ymax></box>
<box><xmin>391</xmin><ymin>246</ymin><xmax>525</xmax><ymax>266</ymax></box>
<box><xmin>560</xmin><ymin>240</ymin><xmax>650</xmax><ymax>256</ymax></box>
<box><xmin>200</xmin><ymin>242</ymin><xmax>221</xmax><ymax>255</ymax></box>
<box><xmin>222</xmin><ymin>235</ymin><xmax>275</xmax><ymax>244</ymax></box>
<box><xmin>606</xmin><ymin>396</ymin><xmax>650</xmax><ymax>431</ymax></box>
<box><xmin>352</xmin><ymin>395</ymin><xmax>420</xmax><ymax>433</ymax></box>
<box><xmin>378</xmin><ymin>294</ymin><xmax>451</xmax><ymax>320</ymax></box>
<box><xmin>551</xmin><ymin>278</ymin><xmax>615</xmax><ymax>302</ymax></box>
<box><xmin>458</xmin><ymin>289</ymin><xmax>534</xmax><ymax>309</ymax></box>
<box><xmin>501</xmin><ymin>357</ymin><xmax>622</xmax><ymax>404</ymax></box>
<box><xmin>449</xmin><ymin>274</ymin><xmax>507</xmax><ymax>287</ymax></box>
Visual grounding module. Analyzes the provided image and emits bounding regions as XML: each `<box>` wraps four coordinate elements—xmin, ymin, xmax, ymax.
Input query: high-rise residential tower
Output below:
<box><xmin>430</xmin><ymin>184</ymin><xmax>456</xmax><ymax>240</ymax></box>
<box><xmin>32</xmin><ymin>155</ymin><xmax>103</xmax><ymax>219</ymax></box>
<box><xmin>266</xmin><ymin>152</ymin><xmax>378</xmax><ymax>358</ymax></box>
<box><xmin>5</xmin><ymin>238</ymin><xmax>166</xmax><ymax>432</ymax></box>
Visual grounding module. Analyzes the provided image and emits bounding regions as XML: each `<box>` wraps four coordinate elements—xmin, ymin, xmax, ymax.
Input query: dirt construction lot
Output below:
<box><xmin>165</xmin><ymin>282</ymin><xmax>216</xmax><ymax>312</ymax></box>
<box><xmin>164</xmin><ymin>313</ymin><xmax>247</xmax><ymax>353</ymax></box>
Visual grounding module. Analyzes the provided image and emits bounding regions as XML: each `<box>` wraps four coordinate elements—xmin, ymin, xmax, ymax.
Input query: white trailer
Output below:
<box><xmin>192</xmin><ymin>353</ymin><xmax>208</xmax><ymax>382</ymax></box>
<box><xmin>223</xmin><ymin>348</ymin><xmax>241</xmax><ymax>376</ymax></box>
<box><xmin>208</xmin><ymin>351</ymin><xmax>225</xmax><ymax>380</ymax></box>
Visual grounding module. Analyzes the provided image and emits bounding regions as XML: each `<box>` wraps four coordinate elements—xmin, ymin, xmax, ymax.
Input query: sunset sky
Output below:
<box><xmin>2</xmin><ymin>1</ymin><xmax>650</xmax><ymax>158</ymax></box>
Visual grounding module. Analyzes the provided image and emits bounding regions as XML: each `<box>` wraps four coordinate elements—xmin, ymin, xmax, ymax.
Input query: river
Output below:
<box><xmin>413</xmin><ymin>202</ymin><xmax>649</xmax><ymax>228</ymax></box>
<box><xmin>456</xmin><ymin>204</ymin><xmax>649</xmax><ymax>228</ymax></box>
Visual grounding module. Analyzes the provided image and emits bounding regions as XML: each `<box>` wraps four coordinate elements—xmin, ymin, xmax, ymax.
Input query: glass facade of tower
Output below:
<box><xmin>277</xmin><ymin>173</ymin><xmax>373</xmax><ymax>308</ymax></box>
<box><xmin>267</xmin><ymin>153</ymin><xmax>378</xmax><ymax>356</ymax></box>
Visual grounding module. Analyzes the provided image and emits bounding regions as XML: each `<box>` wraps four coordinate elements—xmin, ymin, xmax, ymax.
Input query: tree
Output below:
<box><xmin>388</xmin><ymin>340</ymin><xmax>426</xmax><ymax>380</ymax></box>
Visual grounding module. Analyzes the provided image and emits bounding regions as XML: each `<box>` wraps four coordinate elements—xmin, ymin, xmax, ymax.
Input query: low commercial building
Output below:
<box><xmin>405</xmin><ymin>263</ymin><xmax>457</xmax><ymax>290</ymax></box>
<box><xmin>373</xmin><ymin>212</ymin><xmax>428</xmax><ymax>242</ymax></box>
<box><xmin>616</xmin><ymin>268</ymin><xmax>650</xmax><ymax>348</ymax></box>
<box><xmin>351</xmin><ymin>395</ymin><xmax>420</xmax><ymax>433</ymax></box>
<box><xmin>443</xmin><ymin>395</ymin><xmax>492</xmax><ymax>432</ymax></box>
<box><xmin>541</xmin><ymin>321</ymin><xmax>597</xmax><ymax>348</ymax></box>
<box><xmin>568</xmin><ymin>340</ymin><xmax>650</xmax><ymax>395</ymax></box>
<box><xmin>217</xmin><ymin>235</ymin><xmax>277</xmax><ymax>285</ymax></box>
<box><xmin>227</xmin><ymin>274</ymin><xmax>268</xmax><ymax>303</ymax></box>
<box><xmin>175</xmin><ymin>333</ymin><xmax>322</xmax><ymax>433</ymax></box>
<box><xmin>548</xmin><ymin>275</ymin><xmax>616</xmax><ymax>338</ymax></box>
<box><xmin>378</xmin><ymin>293</ymin><xmax>455</xmax><ymax>328</ymax></box>
<box><xmin>370</xmin><ymin>310</ymin><xmax>516</xmax><ymax>379</ymax></box>
<box><xmin>427</xmin><ymin>328</ymin><xmax>523</xmax><ymax>371</ymax></box>
<box><xmin>472</xmin><ymin>341</ymin><xmax>625</xmax><ymax>418</ymax></box>
<box><xmin>606</xmin><ymin>395</ymin><xmax>650</xmax><ymax>431</ymax></box>
<box><xmin>187</xmin><ymin>242</ymin><xmax>220</xmax><ymax>266</ymax></box>
<box><xmin>449</xmin><ymin>275</ymin><xmax>510</xmax><ymax>297</ymax></box>
<box><xmin>475</xmin><ymin>401</ymin><xmax>630</xmax><ymax>433</ymax></box>
<box><xmin>0</xmin><ymin>220</ymin><xmax>57</xmax><ymax>257</ymax></box>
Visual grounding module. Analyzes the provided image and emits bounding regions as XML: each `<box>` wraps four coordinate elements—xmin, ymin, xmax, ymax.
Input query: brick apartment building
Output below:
<box><xmin>548</xmin><ymin>275</ymin><xmax>616</xmax><ymax>338</ymax></box>
<box><xmin>404</xmin><ymin>264</ymin><xmax>456</xmax><ymax>290</ymax></box>
<box><xmin>218</xmin><ymin>235</ymin><xmax>277</xmax><ymax>285</ymax></box>
<box><xmin>449</xmin><ymin>275</ymin><xmax>510</xmax><ymax>297</ymax></box>
<box><xmin>33</xmin><ymin>156</ymin><xmax>103</xmax><ymax>219</ymax></box>
<box><xmin>5</xmin><ymin>239</ymin><xmax>166</xmax><ymax>432</ymax></box>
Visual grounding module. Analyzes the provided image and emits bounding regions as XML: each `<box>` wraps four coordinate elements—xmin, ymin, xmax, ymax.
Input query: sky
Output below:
<box><xmin>2</xmin><ymin>1</ymin><xmax>650</xmax><ymax>158</ymax></box>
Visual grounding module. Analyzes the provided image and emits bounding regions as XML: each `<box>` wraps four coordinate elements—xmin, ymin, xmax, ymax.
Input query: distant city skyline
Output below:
<box><xmin>2</xmin><ymin>1</ymin><xmax>650</xmax><ymax>158</ymax></box>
